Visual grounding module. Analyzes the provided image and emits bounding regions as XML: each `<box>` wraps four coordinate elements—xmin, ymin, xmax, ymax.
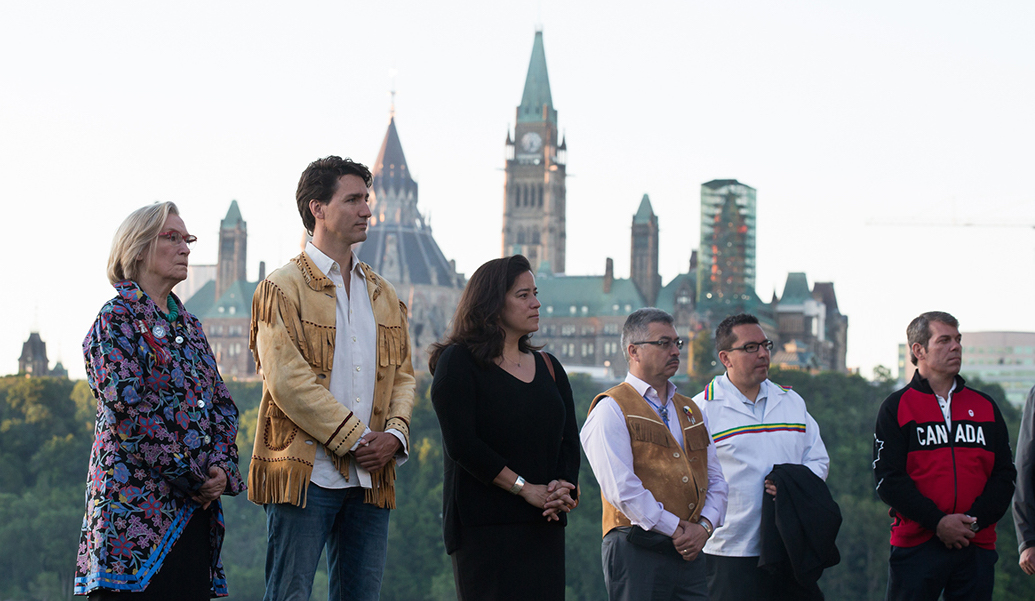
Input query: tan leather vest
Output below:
<box><xmin>589</xmin><ymin>382</ymin><xmax>711</xmax><ymax>537</ymax></box>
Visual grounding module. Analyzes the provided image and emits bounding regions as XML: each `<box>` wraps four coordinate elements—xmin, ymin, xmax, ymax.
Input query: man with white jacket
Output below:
<box><xmin>694</xmin><ymin>313</ymin><xmax>829</xmax><ymax>600</ymax></box>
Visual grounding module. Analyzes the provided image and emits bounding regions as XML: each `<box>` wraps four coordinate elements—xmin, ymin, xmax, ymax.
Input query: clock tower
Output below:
<box><xmin>502</xmin><ymin>30</ymin><xmax>567</xmax><ymax>274</ymax></box>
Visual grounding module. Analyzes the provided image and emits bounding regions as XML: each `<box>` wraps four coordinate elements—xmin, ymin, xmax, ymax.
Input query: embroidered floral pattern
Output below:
<box><xmin>75</xmin><ymin>280</ymin><xmax>245</xmax><ymax>596</ymax></box>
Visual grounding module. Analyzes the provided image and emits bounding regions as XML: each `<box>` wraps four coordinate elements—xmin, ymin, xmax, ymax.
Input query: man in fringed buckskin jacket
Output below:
<box><xmin>248</xmin><ymin>156</ymin><xmax>415</xmax><ymax>601</ymax></box>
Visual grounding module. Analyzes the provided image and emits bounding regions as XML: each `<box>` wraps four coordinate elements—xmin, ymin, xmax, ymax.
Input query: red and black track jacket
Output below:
<box><xmin>873</xmin><ymin>372</ymin><xmax>1016</xmax><ymax>549</ymax></box>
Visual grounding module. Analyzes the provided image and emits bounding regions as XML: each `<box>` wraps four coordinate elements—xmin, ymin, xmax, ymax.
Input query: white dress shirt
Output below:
<box><xmin>581</xmin><ymin>373</ymin><xmax>728</xmax><ymax>537</ymax></box>
<box><xmin>936</xmin><ymin>380</ymin><xmax>958</xmax><ymax>431</ymax></box>
<box><xmin>305</xmin><ymin>242</ymin><xmax>407</xmax><ymax>489</ymax></box>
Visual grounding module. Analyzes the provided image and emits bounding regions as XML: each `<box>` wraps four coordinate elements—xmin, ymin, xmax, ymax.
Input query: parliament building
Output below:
<box><xmin>178</xmin><ymin>29</ymin><xmax>849</xmax><ymax>379</ymax></box>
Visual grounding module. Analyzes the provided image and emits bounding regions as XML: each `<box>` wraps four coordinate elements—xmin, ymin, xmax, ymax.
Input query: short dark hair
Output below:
<box><xmin>428</xmin><ymin>255</ymin><xmax>541</xmax><ymax>372</ymax></box>
<box><xmin>907</xmin><ymin>311</ymin><xmax>959</xmax><ymax>365</ymax></box>
<box><xmin>296</xmin><ymin>156</ymin><xmax>373</xmax><ymax>235</ymax></box>
<box><xmin>621</xmin><ymin>308</ymin><xmax>674</xmax><ymax>362</ymax></box>
<box><xmin>714</xmin><ymin>313</ymin><xmax>760</xmax><ymax>353</ymax></box>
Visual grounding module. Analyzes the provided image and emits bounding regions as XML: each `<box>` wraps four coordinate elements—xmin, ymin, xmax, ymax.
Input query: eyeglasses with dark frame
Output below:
<box><xmin>724</xmin><ymin>339</ymin><xmax>774</xmax><ymax>354</ymax></box>
<box><xmin>157</xmin><ymin>230</ymin><xmax>198</xmax><ymax>249</ymax></box>
<box><xmin>631</xmin><ymin>338</ymin><xmax>684</xmax><ymax>351</ymax></box>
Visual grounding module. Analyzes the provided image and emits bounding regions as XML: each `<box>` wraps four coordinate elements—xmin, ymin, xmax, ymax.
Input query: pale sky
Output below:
<box><xmin>3</xmin><ymin>1</ymin><xmax>1033</xmax><ymax>381</ymax></box>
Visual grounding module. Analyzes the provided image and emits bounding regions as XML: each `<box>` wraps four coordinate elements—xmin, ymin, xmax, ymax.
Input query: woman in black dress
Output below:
<box><xmin>429</xmin><ymin>255</ymin><xmax>580</xmax><ymax>600</ymax></box>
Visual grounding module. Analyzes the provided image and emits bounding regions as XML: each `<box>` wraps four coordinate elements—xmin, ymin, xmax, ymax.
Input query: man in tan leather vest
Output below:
<box><xmin>581</xmin><ymin>308</ymin><xmax>728</xmax><ymax>600</ymax></box>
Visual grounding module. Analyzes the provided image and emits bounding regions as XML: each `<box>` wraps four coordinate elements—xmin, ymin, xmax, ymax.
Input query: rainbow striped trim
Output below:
<box><xmin>776</xmin><ymin>383</ymin><xmax>793</xmax><ymax>392</ymax></box>
<box><xmin>711</xmin><ymin>422</ymin><xmax>806</xmax><ymax>443</ymax></box>
<box><xmin>704</xmin><ymin>379</ymin><xmax>718</xmax><ymax>400</ymax></box>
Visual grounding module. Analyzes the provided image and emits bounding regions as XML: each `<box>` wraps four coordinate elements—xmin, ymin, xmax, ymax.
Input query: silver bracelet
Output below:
<box><xmin>509</xmin><ymin>475</ymin><xmax>526</xmax><ymax>495</ymax></box>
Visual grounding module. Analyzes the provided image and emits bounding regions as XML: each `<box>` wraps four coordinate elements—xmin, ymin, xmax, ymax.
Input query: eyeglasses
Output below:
<box><xmin>157</xmin><ymin>230</ymin><xmax>197</xmax><ymax>249</ymax></box>
<box><xmin>631</xmin><ymin>338</ymin><xmax>684</xmax><ymax>350</ymax></box>
<box><xmin>725</xmin><ymin>340</ymin><xmax>774</xmax><ymax>354</ymax></box>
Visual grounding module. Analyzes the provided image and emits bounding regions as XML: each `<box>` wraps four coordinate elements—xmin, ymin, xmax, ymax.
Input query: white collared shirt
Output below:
<box><xmin>737</xmin><ymin>386</ymin><xmax>768</xmax><ymax>421</ymax></box>
<box><xmin>580</xmin><ymin>373</ymin><xmax>728</xmax><ymax>537</ymax></box>
<box><xmin>936</xmin><ymin>380</ymin><xmax>958</xmax><ymax>431</ymax></box>
<box><xmin>305</xmin><ymin>242</ymin><xmax>407</xmax><ymax>489</ymax></box>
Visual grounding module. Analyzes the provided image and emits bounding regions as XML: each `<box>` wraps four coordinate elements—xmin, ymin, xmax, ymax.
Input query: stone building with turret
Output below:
<box><xmin>770</xmin><ymin>273</ymin><xmax>848</xmax><ymax>373</ymax></box>
<box><xmin>182</xmin><ymin>201</ymin><xmax>263</xmax><ymax>379</ymax></box>
<box><xmin>533</xmin><ymin>193</ymin><xmax>705</xmax><ymax>379</ymax></box>
<box><xmin>17</xmin><ymin>332</ymin><xmax>68</xmax><ymax>377</ymax></box>
<box><xmin>631</xmin><ymin>195</ymin><xmax>661</xmax><ymax>307</ymax></box>
<box><xmin>356</xmin><ymin>110</ymin><xmax>465</xmax><ymax>371</ymax></box>
<box><xmin>502</xmin><ymin>31</ymin><xmax>568</xmax><ymax>274</ymax></box>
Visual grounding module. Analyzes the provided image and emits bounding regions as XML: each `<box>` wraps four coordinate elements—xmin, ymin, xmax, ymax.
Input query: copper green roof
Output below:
<box><xmin>221</xmin><ymin>200</ymin><xmax>244</xmax><ymax>230</ymax></box>
<box><xmin>538</xmin><ymin>269</ymin><xmax>705</xmax><ymax>318</ymax></box>
<box><xmin>655</xmin><ymin>272</ymin><xmax>696</xmax><ymax>310</ymax></box>
<box><xmin>517</xmin><ymin>31</ymin><xmax>557</xmax><ymax>124</ymax></box>
<box><xmin>633</xmin><ymin>194</ymin><xmax>654</xmax><ymax>224</ymax></box>
<box><xmin>203</xmin><ymin>279</ymin><xmax>258</xmax><ymax>320</ymax></box>
<box><xmin>696</xmin><ymin>287</ymin><xmax>773</xmax><ymax>318</ymax></box>
<box><xmin>780</xmin><ymin>272</ymin><xmax>812</xmax><ymax>304</ymax></box>
<box><xmin>182</xmin><ymin>279</ymin><xmax>216</xmax><ymax>318</ymax></box>
<box><xmin>537</xmin><ymin>273</ymin><xmax>645</xmax><ymax>317</ymax></box>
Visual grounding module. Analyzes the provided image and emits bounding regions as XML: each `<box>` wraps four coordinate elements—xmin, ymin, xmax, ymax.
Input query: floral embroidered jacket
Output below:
<box><xmin>75</xmin><ymin>280</ymin><xmax>245</xmax><ymax>596</ymax></box>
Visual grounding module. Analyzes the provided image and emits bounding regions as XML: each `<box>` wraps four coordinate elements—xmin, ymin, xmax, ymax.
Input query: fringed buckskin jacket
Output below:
<box><xmin>247</xmin><ymin>251</ymin><xmax>415</xmax><ymax>509</ymax></box>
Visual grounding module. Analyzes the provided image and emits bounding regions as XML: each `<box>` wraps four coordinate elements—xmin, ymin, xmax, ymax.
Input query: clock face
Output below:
<box><xmin>521</xmin><ymin>132</ymin><xmax>543</xmax><ymax>153</ymax></box>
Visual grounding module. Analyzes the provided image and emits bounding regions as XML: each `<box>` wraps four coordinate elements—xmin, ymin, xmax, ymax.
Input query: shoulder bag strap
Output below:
<box><xmin>538</xmin><ymin>350</ymin><xmax>556</xmax><ymax>381</ymax></box>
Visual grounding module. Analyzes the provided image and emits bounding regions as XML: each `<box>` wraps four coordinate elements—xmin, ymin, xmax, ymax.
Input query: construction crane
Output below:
<box><xmin>866</xmin><ymin>219</ymin><xmax>1035</xmax><ymax>228</ymax></box>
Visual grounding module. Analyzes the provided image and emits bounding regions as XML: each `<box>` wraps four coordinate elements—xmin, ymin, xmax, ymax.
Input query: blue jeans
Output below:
<box><xmin>263</xmin><ymin>485</ymin><xmax>390</xmax><ymax>601</ymax></box>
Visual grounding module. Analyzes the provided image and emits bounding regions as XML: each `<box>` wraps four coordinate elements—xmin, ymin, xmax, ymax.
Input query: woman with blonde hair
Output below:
<box><xmin>429</xmin><ymin>255</ymin><xmax>580</xmax><ymax>600</ymax></box>
<box><xmin>75</xmin><ymin>202</ymin><xmax>244</xmax><ymax>600</ymax></box>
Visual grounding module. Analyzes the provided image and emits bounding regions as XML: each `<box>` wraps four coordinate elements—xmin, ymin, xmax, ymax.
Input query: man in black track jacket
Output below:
<box><xmin>873</xmin><ymin>311</ymin><xmax>1015</xmax><ymax>601</ymax></box>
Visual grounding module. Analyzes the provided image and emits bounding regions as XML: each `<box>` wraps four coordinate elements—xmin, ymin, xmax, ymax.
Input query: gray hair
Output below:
<box><xmin>107</xmin><ymin>202</ymin><xmax>179</xmax><ymax>285</ymax></box>
<box><xmin>621</xmin><ymin>307</ymin><xmax>674</xmax><ymax>362</ymax></box>
<box><xmin>907</xmin><ymin>311</ymin><xmax>959</xmax><ymax>365</ymax></box>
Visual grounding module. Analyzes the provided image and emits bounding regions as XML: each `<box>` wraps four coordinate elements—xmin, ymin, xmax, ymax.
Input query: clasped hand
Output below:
<box><xmin>519</xmin><ymin>479</ymin><xmax>577</xmax><ymax>521</ymax></box>
<box><xmin>671</xmin><ymin>519</ymin><xmax>708</xmax><ymax>561</ymax></box>
<box><xmin>936</xmin><ymin>513</ymin><xmax>977</xmax><ymax>549</ymax></box>
<box><xmin>354</xmin><ymin>432</ymin><xmax>401</xmax><ymax>472</ymax></box>
<box><xmin>191</xmin><ymin>466</ymin><xmax>227</xmax><ymax>509</ymax></box>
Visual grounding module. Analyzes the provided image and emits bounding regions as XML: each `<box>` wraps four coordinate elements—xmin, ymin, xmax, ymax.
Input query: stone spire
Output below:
<box><xmin>631</xmin><ymin>194</ymin><xmax>661</xmax><ymax>306</ymax></box>
<box><xmin>371</xmin><ymin>114</ymin><xmax>420</xmax><ymax>227</ymax></box>
<box><xmin>517</xmin><ymin>30</ymin><xmax>556</xmax><ymax>125</ymax></box>
<box><xmin>217</xmin><ymin>200</ymin><xmax>247</xmax><ymax>300</ymax></box>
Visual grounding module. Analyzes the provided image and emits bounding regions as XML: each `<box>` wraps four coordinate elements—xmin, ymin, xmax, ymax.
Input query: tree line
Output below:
<box><xmin>1</xmin><ymin>368</ymin><xmax>1033</xmax><ymax>600</ymax></box>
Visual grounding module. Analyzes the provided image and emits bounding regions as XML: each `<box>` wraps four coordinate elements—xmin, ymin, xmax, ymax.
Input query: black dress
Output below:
<box><xmin>431</xmin><ymin>345</ymin><xmax>581</xmax><ymax>600</ymax></box>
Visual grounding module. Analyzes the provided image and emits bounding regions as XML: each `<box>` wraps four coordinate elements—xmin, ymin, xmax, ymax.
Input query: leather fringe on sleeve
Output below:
<box><xmin>251</xmin><ymin>280</ymin><xmax>294</xmax><ymax>372</ymax></box>
<box><xmin>366</xmin><ymin>461</ymin><xmax>397</xmax><ymax>509</ymax></box>
<box><xmin>251</xmin><ymin>280</ymin><xmax>336</xmax><ymax>371</ymax></box>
